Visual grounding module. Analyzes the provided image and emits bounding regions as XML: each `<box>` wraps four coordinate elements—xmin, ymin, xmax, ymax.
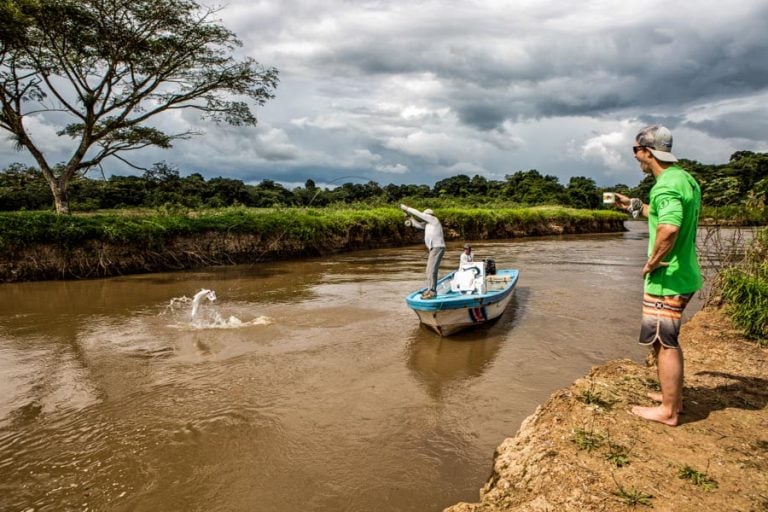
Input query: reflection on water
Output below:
<box><xmin>407</xmin><ymin>296</ymin><xmax>519</xmax><ymax>399</ymax></box>
<box><xmin>1</xmin><ymin>222</ymin><xmax>719</xmax><ymax>512</ymax></box>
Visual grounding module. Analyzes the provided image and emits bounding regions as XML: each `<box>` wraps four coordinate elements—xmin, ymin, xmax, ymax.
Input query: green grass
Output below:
<box><xmin>638</xmin><ymin>377</ymin><xmax>661</xmax><ymax>392</ymax></box>
<box><xmin>605</xmin><ymin>442</ymin><xmax>631</xmax><ymax>468</ymax></box>
<box><xmin>0</xmin><ymin>207</ymin><xmax>398</xmax><ymax>249</ymax></box>
<box><xmin>0</xmin><ymin>206</ymin><xmax>626</xmax><ymax>253</ymax></box>
<box><xmin>719</xmin><ymin>227</ymin><xmax>768</xmax><ymax>345</ymax></box>
<box><xmin>701</xmin><ymin>205</ymin><xmax>768</xmax><ymax>225</ymax></box>
<box><xmin>571</xmin><ymin>427</ymin><xmax>605</xmax><ymax>452</ymax></box>
<box><xmin>721</xmin><ymin>266</ymin><xmax>768</xmax><ymax>343</ymax></box>
<box><xmin>678</xmin><ymin>465</ymin><xmax>719</xmax><ymax>491</ymax></box>
<box><xmin>612</xmin><ymin>487</ymin><xmax>654</xmax><ymax>507</ymax></box>
<box><xmin>578</xmin><ymin>386</ymin><xmax>615</xmax><ymax>411</ymax></box>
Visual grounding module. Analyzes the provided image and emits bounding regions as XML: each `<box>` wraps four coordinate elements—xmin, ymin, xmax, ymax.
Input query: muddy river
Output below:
<box><xmin>0</xmin><ymin>222</ymin><xmax>706</xmax><ymax>511</ymax></box>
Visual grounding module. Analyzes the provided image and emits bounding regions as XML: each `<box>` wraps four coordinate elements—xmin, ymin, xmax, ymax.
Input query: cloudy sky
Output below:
<box><xmin>2</xmin><ymin>0</ymin><xmax>768</xmax><ymax>189</ymax></box>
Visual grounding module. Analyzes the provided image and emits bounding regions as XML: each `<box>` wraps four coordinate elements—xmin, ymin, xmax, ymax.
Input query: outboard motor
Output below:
<box><xmin>484</xmin><ymin>258</ymin><xmax>496</xmax><ymax>275</ymax></box>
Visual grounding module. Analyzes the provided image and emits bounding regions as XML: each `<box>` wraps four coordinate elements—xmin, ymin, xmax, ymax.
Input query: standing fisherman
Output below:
<box><xmin>401</xmin><ymin>205</ymin><xmax>445</xmax><ymax>299</ymax></box>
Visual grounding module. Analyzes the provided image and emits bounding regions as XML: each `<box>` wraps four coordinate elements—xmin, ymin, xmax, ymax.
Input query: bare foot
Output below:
<box><xmin>631</xmin><ymin>405</ymin><xmax>679</xmax><ymax>426</ymax></box>
<box><xmin>647</xmin><ymin>392</ymin><xmax>684</xmax><ymax>413</ymax></box>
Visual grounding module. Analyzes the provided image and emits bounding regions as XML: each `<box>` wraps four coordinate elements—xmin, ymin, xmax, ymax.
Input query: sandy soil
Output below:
<box><xmin>445</xmin><ymin>307</ymin><xmax>768</xmax><ymax>512</ymax></box>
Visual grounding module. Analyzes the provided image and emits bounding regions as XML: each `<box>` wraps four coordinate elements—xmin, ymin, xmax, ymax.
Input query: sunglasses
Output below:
<box><xmin>633</xmin><ymin>145</ymin><xmax>651</xmax><ymax>154</ymax></box>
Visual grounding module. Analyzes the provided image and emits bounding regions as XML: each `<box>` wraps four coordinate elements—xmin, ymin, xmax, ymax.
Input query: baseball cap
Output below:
<box><xmin>636</xmin><ymin>125</ymin><xmax>677</xmax><ymax>162</ymax></box>
<box><xmin>423</xmin><ymin>208</ymin><xmax>434</xmax><ymax>215</ymax></box>
<box><xmin>463</xmin><ymin>243</ymin><xmax>472</xmax><ymax>249</ymax></box>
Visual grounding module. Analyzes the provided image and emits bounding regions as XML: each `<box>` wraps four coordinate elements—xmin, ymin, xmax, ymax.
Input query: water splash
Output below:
<box><xmin>165</xmin><ymin>289</ymin><xmax>271</xmax><ymax>329</ymax></box>
<box><xmin>190</xmin><ymin>313</ymin><xmax>271</xmax><ymax>330</ymax></box>
<box><xmin>191</xmin><ymin>289</ymin><xmax>217</xmax><ymax>319</ymax></box>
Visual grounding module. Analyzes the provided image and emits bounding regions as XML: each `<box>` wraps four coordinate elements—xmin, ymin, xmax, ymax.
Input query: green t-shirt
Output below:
<box><xmin>645</xmin><ymin>165</ymin><xmax>703</xmax><ymax>295</ymax></box>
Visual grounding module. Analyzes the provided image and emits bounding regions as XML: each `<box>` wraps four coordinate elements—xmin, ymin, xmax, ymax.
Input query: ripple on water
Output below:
<box><xmin>1</xmin><ymin>367</ymin><xmax>288</xmax><ymax>512</ymax></box>
<box><xmin>0</xmin><ymin>342</ymin><xmax>100</xmax><ymax>431</ymax></box>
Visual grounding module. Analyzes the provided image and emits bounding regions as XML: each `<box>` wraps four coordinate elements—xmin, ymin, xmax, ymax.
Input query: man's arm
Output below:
<box><xmin>400</xmin><ymin>204</ymin><xmax>435</xmax><ymax>223</ymax></box>
<box><xmin>644</xmin><ymin>224</ymin><xmax>678</xmax><ymax>276</ymax></box>
<box><xmin>409</xmin><ymin>217</ymin><xmax>425</xmax><ymax>230</ymax></box>
<box><xmin>400</xmin><ymin>204</ymin><xmax>426</xmax><ymax>229</ymax></box>
<box><xmin>614</xmin><ymin>193</ymin><xmax>648</xmax><ymax>218</ymax></box>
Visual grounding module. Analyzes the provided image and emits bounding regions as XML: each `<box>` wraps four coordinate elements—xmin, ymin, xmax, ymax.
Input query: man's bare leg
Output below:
<box><xmin>632</xmin><ymin>344</ymin><xmax>683</xmax><ymax>426</ymax></box>
<box><xmin>646</xmin><ymin>391</ymin><xmax>684</xmax><ymax>412</ymax></box>
<box><xmin>644</xmin><ymin>343</ymin><xmax>683</xmax><ymax>411</ymax></box>
<box><xmin>645</xmin><ymin>391</ymin><xmax>684</xmax><ymax>413</ymax></box>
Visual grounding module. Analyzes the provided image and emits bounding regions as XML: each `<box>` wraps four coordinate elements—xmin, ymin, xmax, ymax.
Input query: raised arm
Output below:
<box><xmin>400</xmin><ymin>204</ymin><xmax>435</xmax><ymax>223</ymax></box>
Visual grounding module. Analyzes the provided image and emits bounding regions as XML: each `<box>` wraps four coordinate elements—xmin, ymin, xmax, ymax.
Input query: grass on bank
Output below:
<box><xmin>717</xmin><ymin>227</ymin><xmax>768</xmax><ymax>345</ymax></box>
<box><xmin>700</xmin><ymin>205</ymin><xmax>768</xmax><ymax>226</ymax></box>
<box><xmin>612</xmin><ymin>486</ymin><xmax>654</xmax><ymax>508</ymax></box>
<box><xmin>0</xmin><ymin>205</ymin><xmax>625</xmax><ymax>252</ymax></box>
<box><xmin>678</xmin><ymin>465</ymin><xmax>719</xmax><ymax>491</ymax></box>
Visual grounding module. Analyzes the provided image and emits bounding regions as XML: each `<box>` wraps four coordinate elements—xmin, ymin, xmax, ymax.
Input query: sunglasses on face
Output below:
<box><xmin>633</xmin><ymin>145</ymin><xmax>650</xmax><ymax>154</ymax></box>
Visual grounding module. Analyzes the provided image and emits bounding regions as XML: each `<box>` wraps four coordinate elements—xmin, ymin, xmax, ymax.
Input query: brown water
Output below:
<box><xmin>0</xmin><ymin>222</ymin><xmax>705</xmax><ymax>512</ymax></box>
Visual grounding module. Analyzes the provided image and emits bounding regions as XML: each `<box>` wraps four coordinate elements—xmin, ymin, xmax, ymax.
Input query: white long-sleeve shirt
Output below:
<box><xmin>403</xmin><ymin>206</ymin><xmax>445</xmax><ymax>249</ymax></box>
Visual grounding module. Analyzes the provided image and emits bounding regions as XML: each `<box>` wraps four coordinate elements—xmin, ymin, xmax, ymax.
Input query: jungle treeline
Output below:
<box><xmin>1</xmin><ymin>150</ymin><xmax>766</xmax><ymax>223</ymax></box>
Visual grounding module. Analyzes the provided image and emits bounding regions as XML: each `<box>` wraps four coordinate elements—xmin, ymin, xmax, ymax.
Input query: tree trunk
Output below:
<box><xmin>49</xmin><ymin>179</ymin><xmax>70</xmax><ymax>214</ymax></box>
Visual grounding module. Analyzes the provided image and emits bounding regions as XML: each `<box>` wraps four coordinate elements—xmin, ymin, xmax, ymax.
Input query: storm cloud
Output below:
<box><xmin>2</xmin><ymin>0</ymin><xmax>767</xmax><ymax>188</ymax></box>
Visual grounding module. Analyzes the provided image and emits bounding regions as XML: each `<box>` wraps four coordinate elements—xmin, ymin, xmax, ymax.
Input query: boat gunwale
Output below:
<box><xmin>405</xmin><ymin>269</ymin><xmax>519</xmax><ymax>312</ymax></box>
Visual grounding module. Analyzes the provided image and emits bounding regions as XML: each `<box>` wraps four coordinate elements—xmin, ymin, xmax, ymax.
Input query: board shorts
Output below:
<box><xmin>639</xmin><ymin>293</ymin><xmax>694</xmax><ymax>349</ymax></box>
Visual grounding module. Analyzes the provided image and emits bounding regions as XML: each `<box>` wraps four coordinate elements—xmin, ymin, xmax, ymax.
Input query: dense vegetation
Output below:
<box><xmin>1</xmin><ymin>151</ymin><xmax>767</xmax><ymax>223</ymax></box>
<box><xmin>0</xmin><ymin>206</ymin><xmax>624</xmax><ymax>282</ymax></box>
<box><xmin>0</xmin><ymin>206</ymin><xmax>622</xmax><ymax>251</ymax></box>
<box><xmin>717</xmin><ymin>227</ymin><xmax>768</xmax><ymax>345</ymax></box>
<box><xmin>0</xmin><ymin>207</ymin><xmax>402</xmax><ymax>251</ymax></box>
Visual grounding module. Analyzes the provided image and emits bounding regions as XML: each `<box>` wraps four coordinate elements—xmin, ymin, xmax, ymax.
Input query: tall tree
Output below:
<box><xmin>0</xmin><ymin>0</ymin><xmax>278</xmax><ymax>213</ymax></box>
<box><xmin>434</xmin><ymin>174</ymin><xmax>471</xmax><ymax>197</ymax></box>
<box><xmin>566</xmin><ymin>176</ymin><xmax>599</xmax><ymax>209</ymax></box>
<box><xmin>503</xmin><ymin>169</ymin><xmax>566</xmax><ymax>205</ymax></box>
<box><xmin>468</xmin><ymin>174</ymin><xmax>489</xmax><ymax>196</ymax></box>
<box><xmin>0</xmin><ymin>162</ymin><xmax>50</xmax><ymax>209</ymax></box>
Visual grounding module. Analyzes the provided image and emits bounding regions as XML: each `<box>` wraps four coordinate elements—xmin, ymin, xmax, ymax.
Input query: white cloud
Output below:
<box><xmin>581</xmin><ymin>130</ymin><xmax>631</xmax><ymax>170</ymax></box>
<box><xmin>376</xmin><ymin>163</ymin><xmax>409</xmax><ymax>174</ymax></box>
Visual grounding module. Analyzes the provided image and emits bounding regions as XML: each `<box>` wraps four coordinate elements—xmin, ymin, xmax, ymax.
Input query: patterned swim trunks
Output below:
<box><xmin>639</xmin><ymin>293</ymin><xmax>694</xmax><ymax>348</ymax></box>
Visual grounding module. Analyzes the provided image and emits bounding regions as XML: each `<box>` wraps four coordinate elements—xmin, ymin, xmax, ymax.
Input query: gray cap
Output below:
<box><xmin>636</xmin><ymin>125</ymin><xmax>677</xmax><ymax>162</ymax></box>
<box><xmin>463</xmin><ymin>243</ymin><xmax>472</xmax><ymax>249</ymax></box>
<box><xmin>423</xmin><ymin>208</ymin><xmax>434</xmax><ymax>215</ymax></box>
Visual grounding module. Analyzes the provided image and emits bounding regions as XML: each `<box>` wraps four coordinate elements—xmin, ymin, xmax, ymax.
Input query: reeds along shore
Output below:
<box><xmin>0</xmin><ymin>207</ymin><xmax>626</xmax><ymax>283</ymax></box>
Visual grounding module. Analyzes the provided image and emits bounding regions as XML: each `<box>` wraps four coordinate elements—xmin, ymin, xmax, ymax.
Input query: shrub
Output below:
<box><xmin>719</xmin><ymin>227</ymin><xmax>768</xmax><ymax>345</ymax></box>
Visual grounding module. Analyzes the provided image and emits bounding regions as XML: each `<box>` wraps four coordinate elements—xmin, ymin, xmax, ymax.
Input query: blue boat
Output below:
<box><xmin>405</xmin><ymin>262</ymin><xmax>519</xmax><ymax>336</ymax></box>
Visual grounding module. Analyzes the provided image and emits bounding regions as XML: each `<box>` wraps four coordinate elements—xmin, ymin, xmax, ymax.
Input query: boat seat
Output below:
<box><xmin>451</xmin><ymin>262</ymin><xmax>485</xmax><ymax>294</ymax></box>
<box><xmin>451</xmin><ymin>269</ymin><xmax>477</xmax><ymax>294</ymax></box>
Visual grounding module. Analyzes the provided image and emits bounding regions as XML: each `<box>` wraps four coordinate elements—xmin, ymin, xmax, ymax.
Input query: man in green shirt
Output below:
<box><xmin>615</xmin><ymin>125</ymin><xmax>702</xmax><ymax>426</ymax></box>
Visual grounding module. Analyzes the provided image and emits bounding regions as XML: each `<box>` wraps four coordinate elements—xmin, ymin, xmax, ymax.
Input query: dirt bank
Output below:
<box><xmin>445</xmin><ymin>307</ymin><xmax>768</xmax><ymax>512</ymax></box>
<box><xmin>0</xmin><ymin>217</ymin><xmax>625</xmax><ymax>282</ymax></box>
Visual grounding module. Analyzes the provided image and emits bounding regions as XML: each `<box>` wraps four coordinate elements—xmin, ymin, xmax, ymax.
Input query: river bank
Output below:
<box><xmin>445</xmin><ymin>307</ymin><xmax>768</xmax><ymax>512</ymax></box>
<box><xmin>0</xmin><ymin>207</ymin><xmax>625</xmax><ymax>282</ymax></box>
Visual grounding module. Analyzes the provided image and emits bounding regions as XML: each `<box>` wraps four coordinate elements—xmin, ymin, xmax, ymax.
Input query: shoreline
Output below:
<box><xmin>444</xmin><ymin>307</ymin><xmax>768</xmax><ymax>512</ymax></box>
<box><xmin>0</xmin><ymin>215</ymin><xmax>625</xmax><ymax>283</ymax></box>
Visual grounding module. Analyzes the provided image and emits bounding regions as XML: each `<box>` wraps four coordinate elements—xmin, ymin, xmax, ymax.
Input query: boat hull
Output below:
<box><xmin>405</xmin><ymin>269</ymin><xmax>519</xmax><ymax>336</ymax></box>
